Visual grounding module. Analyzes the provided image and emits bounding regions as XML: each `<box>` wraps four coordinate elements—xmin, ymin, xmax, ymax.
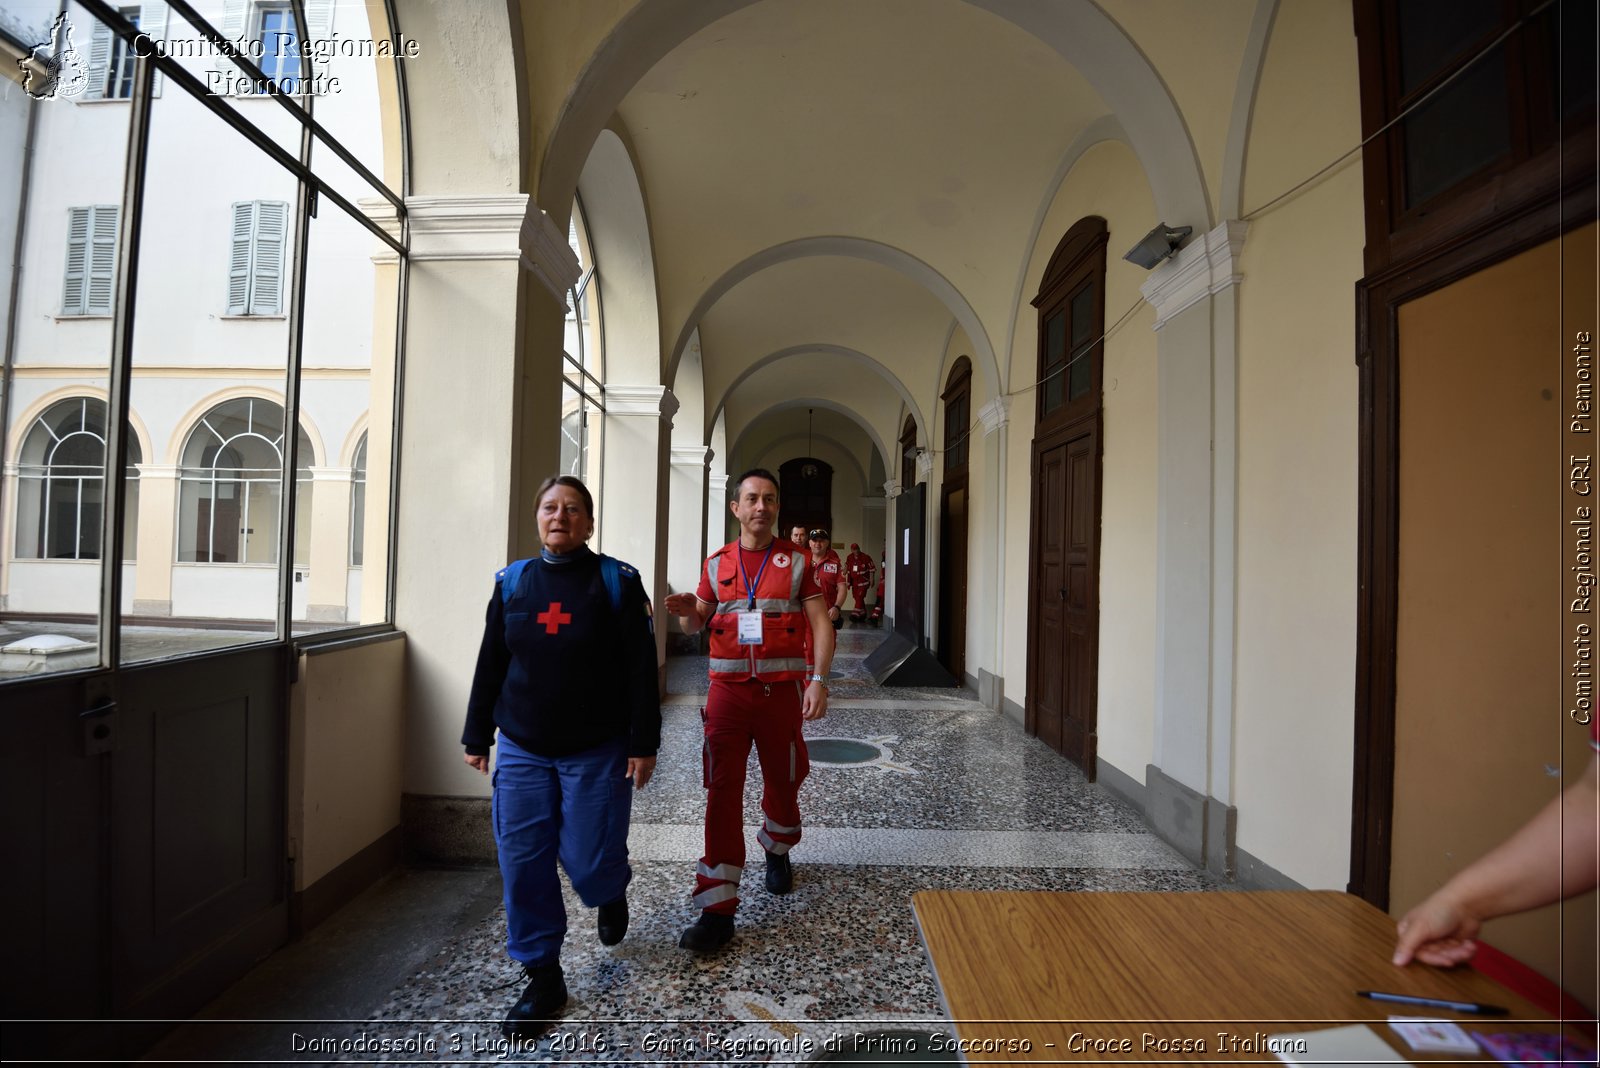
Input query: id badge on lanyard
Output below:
<box><xmin>737</xmin><ymin>542</ymin><xmax>775</xmax><ymax>646</ymax></box>
<box><xmin>737</xmin><ymin>611</ymin><xmax>764</xmax><ymax>645</ymax></box>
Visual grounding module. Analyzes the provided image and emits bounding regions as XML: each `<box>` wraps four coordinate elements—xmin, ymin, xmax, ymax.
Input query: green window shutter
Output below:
<box><xmin>228</xmin><ymin>202</ymin><xmax>254</xmax><ymax>315</ymax></box>
<box><xmin>62</xmin><ymin>207</ymin><xmax>90</xmax><ymax>314</ymax></box>
<box><xmin>251</xmin><ymin>201</ymin><xmax>287</xmax><ymax>315</ymax></box>
<box><xmin>87</xmin><ymin>207</ymin><xmax>119</xmax><ymax>314</ymax></box>
<box><xmin>83</xmin><ymin>20</ymin><xmax>110</xmax><ymax>101</ymax></box>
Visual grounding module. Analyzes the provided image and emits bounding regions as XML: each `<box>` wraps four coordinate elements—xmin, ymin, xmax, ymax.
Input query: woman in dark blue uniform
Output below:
<box><xmin>461</xmin><ymin>475</ymin><xmax>660</xmax><ymax>1039</ymax></box>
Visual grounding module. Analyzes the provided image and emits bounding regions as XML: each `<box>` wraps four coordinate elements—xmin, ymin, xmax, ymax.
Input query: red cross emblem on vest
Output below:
<box><xmin>536</xmin><ymin>602</ymin><xmax>572</xmax><ymax>634</ymax></box>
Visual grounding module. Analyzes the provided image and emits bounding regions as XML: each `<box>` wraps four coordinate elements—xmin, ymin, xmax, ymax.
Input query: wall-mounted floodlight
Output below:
<box><xmin>1123</xmin><ymin>223</ymin><xmax>1193</xmax><ymax>269</ymax></box>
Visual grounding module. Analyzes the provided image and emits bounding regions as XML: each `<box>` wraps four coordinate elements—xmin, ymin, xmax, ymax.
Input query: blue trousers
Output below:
<box><xmin>492</xmin><ymin>735</ymin><xmax>633</xmax><ymax>966</ymax></box>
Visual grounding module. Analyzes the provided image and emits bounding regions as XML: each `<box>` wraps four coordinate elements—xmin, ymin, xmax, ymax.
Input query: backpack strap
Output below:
<box><xmin>498</xmin><ymin>558</ymin><xmax>533</xmax><ymax>607</ymax></box>
<box><xmin>501</xmin><ymin>554</ymin><xmax>636</xmax><ymax>612</ymax></box>
<box><xmin>598</xmin><ymin>553</ymin><xmax>642</xmax><ymax>613</ymax></box>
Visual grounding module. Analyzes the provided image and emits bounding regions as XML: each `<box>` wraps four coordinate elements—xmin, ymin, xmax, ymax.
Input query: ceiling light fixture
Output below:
<box><xmin>1123</xmin><ymin>223</ymin><xmax>1193</xmax><ymax>269</ymax></box>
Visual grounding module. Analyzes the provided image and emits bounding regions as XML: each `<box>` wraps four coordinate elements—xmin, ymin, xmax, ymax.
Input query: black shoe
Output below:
<box><xmin>764</xmin><ymin>849</ymin><xmax>793</xmax><ymax>895</ymax></box>
<box><xmin>501</xmin><ymin>962</ymin><xmax>567</xmax><ymax>1039</ymax></box>
<box><xmin>597</xmin><ymin>896</ymin><xmax>628</xmax><ymax>946</ymax></box>
<box><xmin>678</xmin><ymin>911</ymin><xmax>735</xmax><ymax>953</ymax></box>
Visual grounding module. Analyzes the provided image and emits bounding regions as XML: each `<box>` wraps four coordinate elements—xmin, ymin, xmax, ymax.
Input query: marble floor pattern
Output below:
<box><xmin>168</xmin><ymin>627</ymin><xmax>1220</xmax><ymax>1065</ymax></box>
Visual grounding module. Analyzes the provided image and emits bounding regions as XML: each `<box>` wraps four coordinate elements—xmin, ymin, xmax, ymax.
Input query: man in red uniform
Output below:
<box><xmin>664</xmin><ymin>469</ymin><xmax>834</xmax><ymax>953</ymax></box>
<box><xmin>808</xmin><ymin>528</ymin><xmax>847</xmax><ymax>630</ymax></box>
<box><xmin>789</xmin><ymin>523</ymin><xmax>809</xmax><ymax>551</ymax></box>
<box><xmin>844</xmin><ymin>543</ymin><xmax>875</xmax><ymax>620</ymax></box>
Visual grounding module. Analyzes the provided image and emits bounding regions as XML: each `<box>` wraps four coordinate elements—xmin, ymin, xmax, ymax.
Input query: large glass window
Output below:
<box><xmin>2</xmin><ymin>0</ymin><xmax>409</xmax><ymax>678</ymax></box>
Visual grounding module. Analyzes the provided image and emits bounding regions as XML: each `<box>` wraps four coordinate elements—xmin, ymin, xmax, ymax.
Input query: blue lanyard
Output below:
<box><xmin>737</xmin><ymin>541</ymin><xmax>775</xmax><ymax>611</ymax></box>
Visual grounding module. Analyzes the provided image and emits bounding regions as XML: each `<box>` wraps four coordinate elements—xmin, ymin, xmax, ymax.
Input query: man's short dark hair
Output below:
<box><xmin>732</xmin><ymin>468</ymin><xmax>780</xmax><ymax>499</ymax></box>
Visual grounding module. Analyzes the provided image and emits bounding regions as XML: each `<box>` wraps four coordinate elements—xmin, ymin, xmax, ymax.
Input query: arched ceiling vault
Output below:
<box><xmin>729</xmin><ymin>398</ymin><xmax>891</xmax><ymax>473</ymax></box>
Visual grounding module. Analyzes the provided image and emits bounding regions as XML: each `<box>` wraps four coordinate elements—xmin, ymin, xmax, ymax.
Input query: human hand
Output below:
<box><xmin>464</xmin><ymin>753</ymin><xmax>489</xmax><ymax>775</ymax></box>
<box><xmin>1392</xmin><ymin>895</ymin><xmax>1481</xmax><ymax>967</ymax></box>
<box><xmin>626</xmin><ymin>756</ymin><xmax>656</xmax><ymax>790</ymax></box>
<box><xmin>664</xmin><ymin>592</ymin><xmax>698</xmax><ymax>616</ymax></box>
<box><xmin>801</xmin><ymin>681</ymin><xmax>828</xmax><ymax>720</ymax></box>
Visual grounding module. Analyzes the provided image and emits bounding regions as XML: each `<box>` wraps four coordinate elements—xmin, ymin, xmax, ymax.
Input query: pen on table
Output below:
<box><xmin>1356</xmin><ymin>990</ymin><xmax>1509</xmax><ymax>1015</ymax></box>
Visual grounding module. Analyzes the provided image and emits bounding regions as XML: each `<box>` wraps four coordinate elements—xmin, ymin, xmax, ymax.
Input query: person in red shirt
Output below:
<box><xmin>808</xmin><ymin>529</ymin><xmax>847</xmax><ymax>630</ymax></box>
<box><xmin>789</xmin><ymin>523</ymin><xmax>809</xmax><ymax>551</ymax></box>
<box><xmin>665</xmin><ymin>469</ymin><xmax>834</xmax><ymax>953</ymax></box>
<box><xmin>844</xmin><ymin>543</ymin><xmax>875</xmax><ymax>620</ymax></box>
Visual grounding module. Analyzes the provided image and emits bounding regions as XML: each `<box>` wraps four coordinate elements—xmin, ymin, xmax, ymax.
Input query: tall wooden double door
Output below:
<box><xmin>1027</xmin><ymin>423</ymin><xmax>1100</xmax><ymax>776</ymax></box>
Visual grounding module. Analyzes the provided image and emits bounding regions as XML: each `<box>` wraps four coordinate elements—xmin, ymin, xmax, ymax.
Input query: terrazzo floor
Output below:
<box><xmin>150</xmin><ymin>626</ymin><xmax>1220</xmax><ymax>1065</ymax></box>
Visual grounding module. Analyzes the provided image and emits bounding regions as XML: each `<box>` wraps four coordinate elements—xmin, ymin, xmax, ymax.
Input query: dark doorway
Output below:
<box><xmin>938</xmin><ymin>358</ymin><xmax>971</xmax><ymax>681</ymax></box>
<box><xmin>1026</xmin><ymin>217</ymin><xmax>1106</xmax><ymax>776</ymax></box>
<box><xmin>895</xmin><ymin>482</ymin><xmax>927</xmax><ymax>644</ymax></box>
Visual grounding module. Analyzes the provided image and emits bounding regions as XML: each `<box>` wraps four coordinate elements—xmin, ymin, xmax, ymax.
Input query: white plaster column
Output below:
<box><xmin>668</xmin><ymin>444</ymin><xmax>711</xmax><ymax>634</ymax></box>
<box><xmin>600</xmin><ymin>384</ymin><xmax>680</xmax><ymax>669</ymax></box>
<box><xmin>305</xmin><ymin>466</ymin><xmax>353</xmax><ymax>622</ymax></box>
<box><xmin>394</xmin><ymin>194</ymin><xmax>577</xmax><ymax>797</ymax></box>
<box><xmin>1139</xmin><ymin>219</ymin><xmax>1246</xmax><ymax>874</ymax></box>
<box><xmin>705</xmin><ymin>472</ymin><xmax>728</xmax><ymax>558</ymax></box>
<box><xmin>977</xmin><ymin>396</ymin><xmax>1010</xmax><ymax>713</ymax></box>
<box><xmin>356</xmin><ymin>202</ymin><xmax>402</xmax><ymax>626</ymax></box>
<box><xmin>132</xmin><ymin>463</ymin><xmax>178</xmax><ymax>615</ymax></box>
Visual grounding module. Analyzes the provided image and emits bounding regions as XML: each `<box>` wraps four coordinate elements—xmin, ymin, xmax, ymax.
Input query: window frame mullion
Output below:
<box><xmin>97</xmin><ymin>49</ymin><xmax>156</xmax><ymax>668</ymax></box>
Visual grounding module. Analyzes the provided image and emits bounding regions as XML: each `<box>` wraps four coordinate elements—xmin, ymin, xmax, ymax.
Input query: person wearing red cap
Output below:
<box><xmin>808</xmin><ymin>529</ymin><xmax>846</xmax><ymax>630</ymax></box>
<box><xmin>844</xmin><ymin>543</ymin><xmax>874</xmax><ymax>621</ymax></box>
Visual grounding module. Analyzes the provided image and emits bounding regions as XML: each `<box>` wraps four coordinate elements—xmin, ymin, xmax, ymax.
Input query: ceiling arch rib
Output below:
<box><xmin>667</xmin><ymin>236</ymin><xmax>999</xmax><ymax>402</ymax></box>
<box><xmin>709</xmin><ymin>343</ymin><xmax>926</xmax><ymax>446</ymax></box>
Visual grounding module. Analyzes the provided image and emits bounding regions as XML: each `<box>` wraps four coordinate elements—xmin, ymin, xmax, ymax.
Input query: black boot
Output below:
<box><xmin>678</xmin><ymin>910</ymin><xmax>735</xmax><ymax>953</ymax></box>
<box><xmin>501</xmin><ymin>962</ymin><xmax>567</xmax><ymax>1039</ymax></box>
<box><xmin>764</xmin><ymin>849</ymin><xmax>793</xmax><ymax>895</ymax></box>
<box><xmin>597</xmin><ymin>896</ymin><xmax>628</xmax><ymax>946</ymax></box>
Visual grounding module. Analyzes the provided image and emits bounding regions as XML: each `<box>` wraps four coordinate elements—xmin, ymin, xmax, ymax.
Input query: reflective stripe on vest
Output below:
<box><xmin>704</xmin><ymin>540</ymin><xmax>808</xmax><ymax>681</ymax></box>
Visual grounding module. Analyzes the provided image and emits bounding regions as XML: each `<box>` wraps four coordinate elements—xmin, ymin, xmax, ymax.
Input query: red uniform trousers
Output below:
<box><xmin>692</xmin><ymin>677</ymin><xmax>810</xmax><ymax>915</ymax></box>
<box><xmin>850</xmin><ymin>581</ymin><xmax>871</xmax><ymax>612</ymax></box>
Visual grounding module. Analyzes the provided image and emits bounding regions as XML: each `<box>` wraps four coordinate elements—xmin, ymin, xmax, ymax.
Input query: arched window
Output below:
<box><xmin>942</xmin><ymin>357</ymin><xmax>972</xmax><ymax>477</ymax></box>
<box><xmin>349</xmin><ymin>433</ymin><xmax>367</xmax><ymax>567</ymax></box>
<box><xmin>177</xmin><ymin>397</ymin><xmax>312</xmax><ymax>565</ymax></box>
<box><xmin>1033</xmin><ymin>217</ymin><xmax>1108</xmax><ymax>430</ymax></box>
<box><xmin>14</xmin><ymin>397</ymin><xmax>140</xmax><ymax>560</ymax></box>
<box><xmin>899</xmin><ymin>414</ymin><xmax>918</xmax><ymax>490</ymax></box>
<box><xmin>562</xmin><ymin>198</ymin><xmax>605</xmax><ymax>498</ymax></box>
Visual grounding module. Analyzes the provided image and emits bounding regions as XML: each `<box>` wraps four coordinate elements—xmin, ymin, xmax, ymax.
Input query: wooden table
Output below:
<box><xmin>912</xmin><ymin>890</ymin><xmax>1566</xmax><ymax>1063</ymax></box>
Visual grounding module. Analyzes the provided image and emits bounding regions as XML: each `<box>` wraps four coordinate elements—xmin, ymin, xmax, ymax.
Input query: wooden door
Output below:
<box><xmin>1028</xmin><ymin>426</ymin><xmax>1099</xmax><ymax>775</ymax></box>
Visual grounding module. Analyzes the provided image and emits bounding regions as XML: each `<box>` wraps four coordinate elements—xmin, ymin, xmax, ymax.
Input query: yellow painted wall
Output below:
<box><xmin>289</xmin><ymin>635</ymin><xmax>406</xmax><ymax>890</ymax></box>
<box><xmin>1003</xmin><ymin>138</ymin><xmax>1158</xmax><ymax>773</ymax></box>
<box><xmin>1232</xmin><ymin>0</ymin><xmax>1362</xmax><ymax>888</ymax></box>
<box><xmin>1097</xmin><ymin>0</ymin><xmax>1257</xmax><ymax>223</ymax></box>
